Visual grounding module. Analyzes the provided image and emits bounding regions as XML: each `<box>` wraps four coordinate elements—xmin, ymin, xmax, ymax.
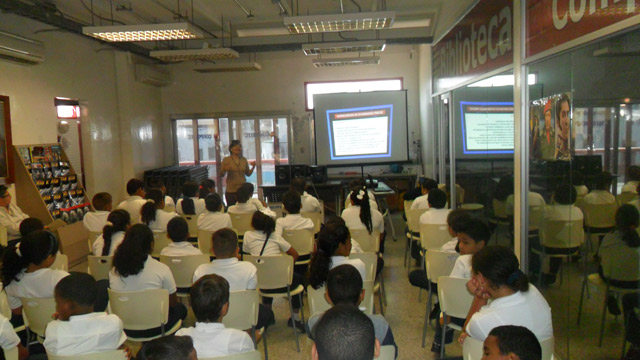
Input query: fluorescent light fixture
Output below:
<box><xmin>284</xmin><ymin>11</ymin><xmax>395</xmax><ymax>34</ymax></box>
<box><xmin>194</xmin><ymin>62</ymin><xmax>262</xmax><ymax>72</ymax></box>
<box><xmin>150</xmin><ymin>48</ymin><xmax>240</xmax><ymax>62</ymax></box>
<box><xmin>302</xmin><ymin>40</ymin><xmax>386</xmax><ymax>55</ymax></box>
<box><xmin>312</xmin><ymin>56</ymin><xmax>380</xmax><ymax>68</ymax></box>
<box><xmin>83</xmin><ymin>23</ymin><xmax>203</xmax><ymax>42</ymax></box>
<box><xmin>468</xmin><ymin>74</ymin><xmax>537</xmax><ymax>87</ymax></box>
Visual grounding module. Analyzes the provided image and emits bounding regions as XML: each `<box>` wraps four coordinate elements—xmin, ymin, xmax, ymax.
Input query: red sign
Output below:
<box><xmin>432</xmin><ymin>0</ymin><xmax>513</xmax><ymax>93</ymax></box>
<box><xmin>527</xmin><ymin>0</ymin><xmax>640</xmax><ymax>57</ymax></box>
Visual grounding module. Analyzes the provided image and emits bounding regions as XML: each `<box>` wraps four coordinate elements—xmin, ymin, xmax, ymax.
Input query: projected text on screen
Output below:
<box><xmin>327</xmin><ymin>105</ymin><xmax>393</xmax><ymax>160</ymax></box>
<box><xmin>461</xmin><ymin>102</ymin><xmax>514</xmax><ymax>154</ymax></box>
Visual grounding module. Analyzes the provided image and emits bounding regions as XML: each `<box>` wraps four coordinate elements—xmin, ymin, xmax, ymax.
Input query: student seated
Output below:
<box><xmin>307</xmin><ymin>265</ymin><xmax>397</xmax><ymax>358</ymax></box>
<box><xmin>341</xmin><ymin>185</ymin><xmax>385</xmax><ymax>252</ymax></box>
<box><xmin>581</xmin><ymin>171</ymin><xmax>616</xmax><ymax>206</ymax></box>
<box><xmin>117</xmin><ymin>179</ymin><xmax>146</xmax><ymax>222</ymax></box>
<box><xmin>312</xmin><ymin>304</ymin><xmax>380</xmax><ymax>360</ymax></box>
<box><xmin>275</xmin><ymin>191</ymin><xmax>314</xmax><ymax>237</ymax></box>
<box><xmin>148</xmin><ymin>179</ymin><xmax>175</xmax><ymax>209</ymax></box>
<box><xmin>14</xmin><ymin>217</ymin><xmax>45</xmax><ymax>248</ymax></box>
<box><xmin>482</xmin><ymin>325</ymin><xmax>542</xmax><ymax>360</ymax></box>
<box><xmin>177</xmin><ymin>181</ymin><xmax>206</xmax><ymax>216</ymax></box>
<box><xmin>0</xmin><ymin>313</ymin><xmax>27</xmax><ymax>360</ymax></box>
<box><xmin>403</xmin><ymin>177</ymin><xmax>428</xmax><ymax>202</ymax></box>
<box><xmin>0</xmin><ymin>185</ymin><xmax>29</xmax><ymax>242</ymax></box>
<box><xmin>140</xmin><ymin>188</ymin><xmax>179</xmax><ymax>232</ymax></box>
<box><xmin>290</xmin><ymin>177</ymin><xmax>321</xmax><ymax>213</ymax></box>
<box><xmin>83</xmin><ymin>192</ymin><xmax>112</xmax><ymax>232</ymax></box>
<box><xmin>309</xmin><ymin>223</ymin><xmax>367</xmax><ymax>286</ymax></box>
<box><xmin>92</xmin><ymin>210</ymin><xmax>130</xmax><ymax>256</ymax></box>
<box><xmin>160</xmin><ymin>217</ymin><xmax>202</xmax><ymax>257</ymax></box>
<box><xmin>344</xmin><ymin>178</ymin><xmax>378</xmax><ymax>211</ymax></box>
<box><xmin>198</xmin><ymin>193</ymin><xmax>233</xmax><ymax>232</ymax></box>
<box><xmin>108</xmin><ymin>224</ymin><xmax>187</xmax><ymax>337</ymax></box>
<box><xmin>411</xmin><ymin>178</ymin><xmax>439</xmax><ymax>210</ymax></box>
<box><xmin>198</xmin><ymin>178</ymin><xmax>216</xmax><ymax>199</ymax></box>
<box><xmin>229</xmin><ymin>183</ymin><xmax>275</xmax><ymax>217</ymax></box>
<box><xmin>137</xmin><ymin>336</ymin><xmax>197</xmax><ymax>360</ymax></box>
<box><xmin>506</xmin><ymin>191</ymin><xmax>546</xmax><ymax>216</ymax></box>
<box><xmin>176</xmin><ymin>274</ymin><xmax>254</xmax><ymax>357</ymax></box>
<box><xmin>419</xmin><ymin>188</ymin><xmax>450</xmax><ymax>225</ymax></box>
<box><xmin>622</xmin><ymin>165</ymin><xmax>640</xmax><ymax>194</ymax></box>
<box><xmin>44</xmin><ymin>272</ymin><xmax>126</xmax><ymax>356</ymax></box>
<box><xmin>244</xmin><ymin>182</ymin><xmax>268</xmax><ymax>211</ymax></box>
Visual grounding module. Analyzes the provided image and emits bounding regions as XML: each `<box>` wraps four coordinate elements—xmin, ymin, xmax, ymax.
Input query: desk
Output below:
<box><xmin>260</xmin><ymin>181</ymin><xmax>343</xmax><ymax>214</ymax></box>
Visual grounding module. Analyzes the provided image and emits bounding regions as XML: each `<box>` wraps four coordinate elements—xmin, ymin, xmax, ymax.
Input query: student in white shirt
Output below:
<box><xmin>198</xmin><ymin>178</ymin><xmax>216</xmax><ymax>199</ymax></box>
<box><xmin>140</xmin><ymin>188</ymin><xmax>179</xmax><ymax>232</ymax></box>
<box><xmin>275</xmin><ymin>191</ymin><xmax>315</xmax><ymax>237</ymax></box>
<box><xmin>418</xmin><ymin>188</ymin><xmax>451</xmax><ymax>226</ymax></box>
<box><xmin>290</xmin><ymin>177</ymin><xmax>322</xmax><ymax>213</ymax></box>
<box><xmin>0</xmin><ymin>185</ymin><xmax>29</xmax><ymax>242</ymax></box>
<box><xmin>410</xmin><ymin>178</ymin><xmax>439</xmax><ymax>210</ymax></box>
<box><xmin>117</xmin><ymin>179</ymin><xmax>146</xmax><ymax>224</ymax></box>
<box><xmin>109</xmin><ymin>224</ymin><xmax>187</xmax><ymax>338</ymax></box>
<box><xmin>177</xmin><ymin>181</ymin><xmax>207</xmax><ymax>216</ymax></box>
<box><xmin>229</xmin><ymin>183</ymin><xmax>276</xmax><ymax>218</ymax></box>
<box><xmin>198</xmin><ymin>193</ymin><xmax>233</xmax><ymax>232</ymax></box>
<box><xmin>44</xmin><ymin>273</ymin><xmax>126</xmax><ymax>357</ymax></box>
<box><xmin>244</xmin><ymin>182</ymin><xmax>268</xmax><ymax>211</ymax></box>
<box><xmin>0</xmin><ymin>313</ymin><xmax>26</xmax><ymax>360</ymax></box>
<box><xmin>83</xmin><ymin>192</ymin><xmax>112</xmax><ymax>233</ymax></box>
<box><xmin>176</xmin><ymin>274</ymin><xmax>254</xmax><ymax>358</ymax></box>
<box><xmin>148</xmin><ymin>179</ymin><xmax>175</xmax><ymax>211</ymax></box>
<box><xmin>460</xmin><ymin>246</ymin><xmax>553</xmax><ymax>345</ymax></box>
<box><xmin>342</xmin><ymin>186</ymin><xmax>385</xmax><ymax>251</ymax></box>
<box><xmin>622</xmin><ymin>165</ymin><xmax>640</xmax><ymax>193</ymax></box>
<box><xmin>160</xmin><ymin>217</ymin><xmax>202</xmax><ymax>257</ymax></box>
<box><xmin>581</xmin><ymin>171</ymin><xmax>616</xmax><ymax>207</ymax></box>
<box><xmin>506</xmin><ymin>191</ymin><xmax>546</xmax><ymax>216</ymax></box>
<box><xmin>344</xmin><ymin>178</ymin><xmax>379</xmax><ymax>211</ymax></box>
<box><xmin>93</xmin><ymin>209</ymin><xmax>130</xmax><ymax>256</ymax></box>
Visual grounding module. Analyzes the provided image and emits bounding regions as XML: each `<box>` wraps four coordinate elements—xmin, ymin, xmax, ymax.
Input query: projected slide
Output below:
<box><xmin>327</xmin><ymin>105</ymin><xmax>393</xmax><ymax>160</ymax></box>
<box><xmin>461</xmin><ymin>101</ymin><xmax>514</xmax><ymax>155</ymax></box>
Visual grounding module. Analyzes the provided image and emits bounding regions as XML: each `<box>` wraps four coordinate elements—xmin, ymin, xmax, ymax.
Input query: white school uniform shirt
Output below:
<box><xmin>441</xmin><ymin>237</ymin><xmax>458</xmax><ymax>253</ymax></box>
<box><xmin>466</xmin><ymin>284</ymin><xmax>553</xmax><ymax>341</ymax></box>
<box><xmin>0</xmin><ymin>204</ymin><xmax>29</xmax><ymax>241</ymax></box>
<box><xmin>622</xmin><ymin>180</ymin><xmax>639</xmax><ymax>193</ymax></box>
<box><xmin>301</xmin><ymin>191</ymin><xmax>322</xmax><ymax>213</ymax></box>
<box><xmin>330</xmin><ymin>256</ymin><xmax>367</xmax><ymax>282</ymax></box>
<box><xmin>242</xmin><ymin>230</ymin><xmax>291</xmax><ymax>256</ymax></box>
<box><xmin>345</xmin><ymin>192</ymin><xmax>379</xmax><ymax>211</ymax></box>
<box><xmin>229</xmin><ymin>202</ymin><xmax>276</xmax><ymax>218</ymax></box>
<box><xmin>5</xmin><ymin>268</ymin><xmax>69</xmax><ymax>309</ymax></box>
<box><xmin>44</xmin><ymin>312</ymin><xmax>126</xmax><ymax>356</ymax></box>
<box><xmin>109</xmin><ymin>255</ymin><xmax>177</xmax><ymax>294</ymax></box>
<box><xmin>341</xmin><ymin>206</ymin><xmax>385</xmax><ymax>233</ymax></box>
<box><xmin>145</xmin><ymin>209</ymin><xmax>179</xmax><ymax>232</ymax></box>
<box><xmin>574</xmin><ymin>185</ymin><xmax>588</xmax><ymax>198</ymax></box>
<box><xmin>419</xmin><ymin>208</ymin><xmax>451</xmax><ymax>226</ymax></box>
<box><xmin>93</xmin><ymin>231</ymin><xmax>125</xmax><ymax>256</ymax></box>
<box><xmin>176</xmin><ymin>322</ymin><xmax>254</xmax><ymax>358</ymax></box>
<box><xmin>160</xmin><ymin>242</ymin><xmax>202</xmax><ymax>257</ymax></box>
<box><xmin>117</xmin><ymin>196</ymin><xmax>146</xmax><ymax>223</ymax></box>
<box><xmin>543</xmin><ymin>204</ymin><xmax>583</xmax><ymax>223</ymax></box>
<box><xmin>0</xmin><ymin>315</ymin><xmax>20</xmax><ymax>350</ymax></box>
<box><xmin>275</xmin><ymin>214</ymin><xmax>314</xmax><ymax>237</ymax></box>
<box><xmin>165</xmin><ymin>195</ymin><xmax>175</xmax><ymax>208</ymax></box>
<box><xmin>248</xmin><ymin>198</ymin><xmax>266</xmax><ymax>211</ymax></box>
<box><xmin>176</xmin><ymin>197</ymin><xmax>207</xmax><ymax>216</ymax></box>
<box><xmin>581</xmin><ymin>190</ymin><xmax>616</xmax><ymax>205</ymax></box>
<box><xmin>410</xmin><ymin>194</ymin><xmax>429</xmax><ymax>210</ymax></box>
<box><xmin>82</xmin><ymin>211</ymin><xmax>110</xmax><ymax>233</ymax></box>
<box><xmin>193</xmin><ymin>258</ymin><xmax>258</xmax><ymax>291</ymax></box>
<box><xmin>449</xmin><ymin>254</ymin><xmax>472</xmax><ymax>279</ymax></box>
<box><xmin>197</xmin><ymin>211</ymin><xmax>233</xmax><ymax>232</ymax></box>
<box><xmin>506</xmin><ymin>192</ymin><xmax>546</xmax><ymax>216</ymax></box>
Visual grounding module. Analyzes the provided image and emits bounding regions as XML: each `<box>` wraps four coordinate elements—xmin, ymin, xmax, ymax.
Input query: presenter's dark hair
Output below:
<box><xmin>315</xmin><ymin>304</ymin><xmax>375</xmax><ymax>360</ymax></box>
<box><xmin>180</xmin><ymin>181</ymin><xmax>198</xmax><ymax>215</ymax></box>
<box><xmin>488</xmin><ymin>325</ymin><xmax>542</xmax><ymax>360</ymax></box>
<box><xmin>101</xmin><ymin>210</ymin><xmax>130</xmax><ymax>256</ymax></box>
<box><xmin>309</xmin><ymin>223</ymin><xmax>351</xmax><ymax>289</ymax></box>
<box><xmin>229</xmin><ymin>140</ymin><xmax>241</xmax><ymax>153</ymax></box>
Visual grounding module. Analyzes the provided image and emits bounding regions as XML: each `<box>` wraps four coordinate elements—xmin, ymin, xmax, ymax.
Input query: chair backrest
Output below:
<box><xmin>437</xmin><ymin>276</ymin><xmax>474</xmax><ymax>319</ymax></box>
<box><xmin>301</xmin><ymin>211</ymin><xmax>323</xmax><ymax>233</ymax></box>
<box><xmin>268</xmin><ymin>202</ymin><xmax>284</xmax><ymax>219</ymax></box>
<box><xmin>46</xmin><ymin>350</ymin><xmax>128</xmax><ymax>360</ymax></box>
<box><xmin>426</xmin><ymin>250</ymin><xmax>458</xmax><ymax>284</ymax></box>
<box><xmin>349</xmin><ymin>252</ymin><xmax>378</xmax><ymax>282</ymax></box>
<box><xmin>20</xmin><ymin>297</ymin><xmax>56</xmax><ymax>337</ymax></box>
<box><xmin>107</xmin><ymin>289</ymin><xmax>169</xmax><ymax>330</ymax></box>
<box><xmin>229</xmin><ymin>213</ymin><xmax>254</xmax><ymax>236</ymax></box>
<box><xmin>419</xmin><ymin>223</ymin><xmax>452</xmax><ymax>250</ymax></box>
<box><xmin>181</xmin><ymin>215</ymin><xmax>199</xmax><ymax>238</ymax></box>
<box><xmin>0</xmin><ymin>291</ymin><xmax>11</xmax><ymax>319</ymax></box>
<box><xmin>222</xmin><ymin>290</ymin><xmax>259</xmax><ymax>330</ymax></box>
<box><xmin>151</xmin><ymin>232</ymin><xmax>172</xmax><ymax>257</ymax></box>
<box><xmin>493</xmin><ymin>199</ymin><xmax>509</xmax><ymax>218</ymax></box>
<box><xmin>617</xmin><ymin>192</ymin><xmax>637</xmax><ymax>206</ymax></box>
<box><xmin>540</xmin><ymin>337</ymin><xmax>554</xmax><ymax>360</ymax></box>
<box><xmin>0</xmin><ymin>226</ymin><xmax>7</xmax><ymax>247</ymax></box>
<box><xmin>378</xmin><ymin>345</ymin><xmax>396</xmax><ymax>360</ymax></box>
<box><xmin>349</xmin><ymin>229</ymin><xmax>380</xmax><ymax>253</ymax></box>
<box><xmin>406</xmin><ymin>208</ymin><xmax>427</xmax><ymax>233</ymax></box>
<box><xmin>361</xmin><ymin>280</ymin><xmax>375</xmax><ymax>315</ymax></box>
<box><xmin>164</xmin><ymin>204</ymin><xmax>176</xmax><ymax>213</ymax></box>
<box><xmin>600</xmin><ymin>245</ymin><xmax>640</xmax><ymax>282</ymax></box>
<box><xmin>282</xmin><ymin>229</ymin><xmax>314</xmax><ymax>257</ymax></box>
<box><xmin>403</xmin><ymin>200</ymin><xmax>414</xmax><ymax>217</ymax></box>
<box><xmin>243</xmin><ymin>255</ymin><xmax>294</xmax><ymax>290</ymax></box>
<box><xmin>529</xmin><ymin>205</ymin><xmax>545</xmax><ymax>231</ymax></box>
<box><xmin>200</xmin><ymin>350</ymin><xmax>262</xmax><ymax>360</ymax></box>
<box><xmin>88</xmin><ymin>231</ymin><xmax>101</xmax><ymax>252</ymax></box>
<box><xmin>462</xmin><ymin>336</ymin><xmax>484</xmax><ymax>360</ymax></box>
<box><xmin>197</xmin><ymin>229</ymin><xmax>215</xmax><ymax>256</ymax></box>
<box><xmin>583</xmin><ymin>202</ymin><xmax>617</xmax><ymax>228</ymax></box>
<box><xmin>308</xmin><ymin>285</ymin><xmax>331</xmax><ymax>317</ymax></box>
<box><xmin>159</xmin><ymin>255</ymin><xmax>210</xmax><ymax>289</ymax></box>
<box><xmin>50</xmin><ymin>254</ymin><xmax>68</xmax><ymax>271</ymax></box>
<box><xmin>87</xmin><ymin>256</ymin><xmax>113</xmax><ymax>281</ymax></box>
<box><xmin>3</xmin><ymin>347</ymin><xmax>17</xmax><ymax>360</ymax></box>
<box><xmin>540</xmin><ymin>219</ymin><xmax>584</xmax><ymax>249</ymax></box>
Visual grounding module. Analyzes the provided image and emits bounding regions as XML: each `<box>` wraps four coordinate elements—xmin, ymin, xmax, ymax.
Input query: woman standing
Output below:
<box><xmin>219</xmin><ymin>140</ymin><xmax>255</xmax><ymax>206</ymax></box>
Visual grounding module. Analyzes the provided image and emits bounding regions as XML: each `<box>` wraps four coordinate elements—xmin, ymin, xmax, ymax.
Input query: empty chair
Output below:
<box><xmin>21</xmin><ymin>297</ymin><xmax>56</xmax><ymax>340</ymax></box>
<box><xmin>200</xmin><ymin>350</ymin><xmax>261</xmax><ymax>360</ymax></box>
<box><xmin>301</xmin><ymin>211</ymin><xmax>323</xmax><ymax>233</ymax></box>
<box><xmin>197</xmin><ymin>229</ymin><xmax>215</xmax><ymax>257</ymax></box>
<box><xmin>421</xmin><ymin>250</ymin><xmax>458</xmax><ymax>347</ymax></box>
<box><xmin>181</xmin><ymin>215</ymin><xmax>199</xmax><ymax>239</ymax></box>
<box><xmin>582</xmin><ymin>202</ymin><xmax>617</xmax><ymax>253</ymax></box>
<box><xmin>87</xmin><ymin>256</ymin><xmax>113</xmax><ymax>281</ymax></box>
<box><xmin>151</xmin><ymin>232</ymin><xmax>172</xmax><ymax>257</ymax></box>
<box><xmin>229</xmin><ymin>213</ymin><xmax>254</xmax><ymax>238</ymax></box>
<box><xmin>222</xmin><ymin>290</ymin><xmax>260</xmax><ymax>346</ymax></box>
<box><xmin>350</xmin><ymin>229</ymin><xmax>381</xmax><ymax>253</ymax></box>
<box><xmin>46</xmin><ymin>350</ymin><xmax>128</xmax><ymax>360</ymax></box>
<box><xmin>50</xmin><ymin>254</ymin><xmax>68</xmax><ymax>271</ymax></box>
<box><xmin>419</xmin><ymin>223</ymin><xmax>453</xmax><ymax>251</ymax></box>
<box><xmin>281</xmin><ymin>229</ymin><xmax>314</xmax><ymax>265</ymax></box>
<box><xmin>159</xmin><ymin>255</ymin><xmax>210</xmax><ymax>297</ymax></box>
<box><xmin>437</xmin><ymin>276</ymin><xmax>474</xmax><ymax>357</ymax></box>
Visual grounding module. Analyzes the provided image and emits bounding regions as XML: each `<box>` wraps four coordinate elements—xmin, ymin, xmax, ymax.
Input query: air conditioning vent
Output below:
<box><xmin>135</xmin><ymin>64</ymin><xmax>171</xmax><ymax>87</ymax></box>
<box><xmin>0</xmin><ymin>31</ymin><xmax>44</xmax><ymax>65</ymax></box>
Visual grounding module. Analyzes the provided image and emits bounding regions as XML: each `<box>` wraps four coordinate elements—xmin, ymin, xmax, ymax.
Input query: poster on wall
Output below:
<box><xmin>530</xmin><ymin>93</ymin><xmax>573</xmax><ymax>160</ymax></box>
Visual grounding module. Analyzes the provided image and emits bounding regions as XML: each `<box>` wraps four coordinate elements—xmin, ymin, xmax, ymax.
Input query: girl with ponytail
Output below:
<box><xmin>176</xmin><ymin>181</ymin><xmax>206</xmax><ymax>216</ymax></box>
<box><xmin>341</xmin><ymin>185</ymin><xmax>385</xmax><ymax>251</ymax></box>
<box><xmin>140</xmin><ymin>188</ymin><xmax>178</xmax><ymax>232</ymax></box>
<box><xmin>459</xmin><ymin>246</ymin><xmax>553</xmax><ymax>345</ymax></box>
<box><xmin>598</xmin><ymin>204</ymin><xmax>640</xmax><ymax>289</ymax></box>
<box><xmin>93</xmin><ymin>209</ymin><xmax>130</xmax><ymax>256</ymax></box>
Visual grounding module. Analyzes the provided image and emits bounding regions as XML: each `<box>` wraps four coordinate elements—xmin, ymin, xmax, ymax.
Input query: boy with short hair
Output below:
<box><xmin>275</xmin><ymin>191</ymin><xmax>314</xmax><ymax>237</ymax></box>
<box><xmin>117</xmin><ymin>179</ymin><xmax>146</xmax><ymax>222</ymax></box>
<box><xmin>176</xmin><ymin>274</ymin><xmax>254</xmax><ymax>358</ymax></box>
<box><xmin>137</xmin><ymin>336</ymin><xmax>197</xmax><ymax>360</ymax></box>
<box><xmin>160</xmin><ymin>217</ymin><xmax>202</xmax><ymax>256</ymax></box>
<box><xmin>290</xmin><ymin>177</ymin><xmax>321</xmax><ymax>213</ymax></box>
<box><xmin>228</xmin><ymin>183</ymin><xmax>276</xmax><ymax>218</ymax></box>
<box><xmin>411</xmin><ymin>178</ymin><xmax>439</xmax><ymax>210</ymax></box>
<box><xmin>419</xmin><ymin>188</ymin><xmax>450</xmax><ymax>225</ymax></box>
<box><xmin>44</xmin><ymin>272</ymin><xmax>126</xmax><ymax>356</ymax></box>
<box><xmin>83</xmin><ymin>192</ymin><xmax>112</xmax><ymax>232</ymax></box>
<box><xmin>483</xmin><ymin>325</ymin><xmax>542</xmax><ymax>360</ymax></box>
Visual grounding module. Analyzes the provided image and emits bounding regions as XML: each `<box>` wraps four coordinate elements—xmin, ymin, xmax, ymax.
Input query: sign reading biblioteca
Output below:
<box><xmin>432</xmin><ymin>0</ymin><xmax>513</xmax><ymax>94</ymax></box>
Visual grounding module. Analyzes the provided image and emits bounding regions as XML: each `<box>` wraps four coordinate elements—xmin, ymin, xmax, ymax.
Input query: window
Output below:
<box><xmin>304</xmin><ymin>78</ymin><xmax>402</xmax><ymax>110</ymax></box>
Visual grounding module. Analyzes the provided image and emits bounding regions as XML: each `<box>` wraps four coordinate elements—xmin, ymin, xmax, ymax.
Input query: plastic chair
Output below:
<box><xmin>151</xmin><ymin>232</ymin><xmax>171</xmax><ymax>257</ymax></box>
<box><xmin>87</xmin><ymin>256</ymin><xmax>113</xmax><ymax>281</ymax></box>
<box><xmin>490</xmin><ymin>199</ymin><xmax>512</xmax><ymax>244</ymax></box>
<box><xmin>268</xmin><ymin>202</ymin><xmax>284</xmax><ymax>219</ymax></box>
<box><xmin>164</xmin><ymin>204</ymin><xmax>176</xmax><ymax>213</ymax></box>
<box><xmin>107</xmin><ymin>288</ymin><xmax>182</xmax><ymax>342</ymax></box>
<box><xmin>281</xmin><ymin>229</ymin><xmax>314</xmax><ymax>265</ymax></box>
<box><xmin>197</xmin><ymin>229</ymin><xmax>215</xmax><ymax>257</ymax></box>
<box><xmin>378</xmin><ymin>345</ymin><xmax>396</xmax><ymax>360</ymax></box>
<box><xmin>88</xmin><ymin>231</ymin><xmax>101</xmax><ymax>252</ymax></box>
<box><xmin>350</xmin><ymin>252</ymin><xmax>384</xmax><ymax>314</ymax></box>
<box><xmin>616</xmin><ymin>191</ymin><xmax>637</xmax><ymax>206</ymax></box>
<box><xmin>462</xmin><ymin>336</ymin><xmax>554</xmax><ymax>360</ymax></box>
<box><xmin>50</xmin><ymin>254</ymin><xmax>68</xmax><ymax>271</ymax></box>
<box><xmin>301</xmin><ymin>211</ymin><xmax>323</xmax><ymax>233</ymax></box>
<box><xmin>229</xmin><ymin>213</ymin><xmax>254</xmax><ymax>238</ymax></box>
<box><xmin>405</xmin><ymin>208</ymin><xmax>427</xmax><ymax>270</ymax></box>
<box><xmin>46</xmin><ymin>350</ymin><xmax>129</xmax><ymax>360</ymax></box>
<box><xmin>419</xmin><ymin>223</ymin><xmax>452</xmax><ymax>251</ymax></box>
<box><xmin>582</xmin><ymin>202</ymin><xmax>617</xmax><ymax>253</ymax></box>
<box><xmin>243</xmin><ymin>255</ymin><xmax>305</xmax><ymax>353</ymax></box>
<box><xmin>437</xmin><ymin>276</ymin><xmax>474</xmax><ymax>357</ymax></box>
<box><xmin>222</xmin><ymin>290</ymin><xmax>260</xmax><ymax>347</ymax></box>
<box><xmin>3</xmin><ymin>347</ymin><xmax>18</xmax><ymax>360</ymax></box>
<box><xmin>533</xmin><ymin>218</ymin><xmax>584</xmax><ymax>288</ymax></box>
<box><xmin>421</xmin><ymin>250</ymin><xmax>458</xmax><ymax>347</ymax></box>
<box><xmin>307</xmin><ymin>285</ymin><xmax>332</xmax><ymax>317</ymax></box>
<box><xmin>181</xmin><ymin>215</ymin><xmax>199</xmax><ymax>238</ymax></box>
<box><xmin>159</xmin><ymin>254</ymin><xmax>210</xmax><ymax>297</ymax></box>
<box><xmin>350</xmin><ymin>229</ymin><xmax>380</xmax><ymax>253</ymax></box>
<box><xmin>0</xmin><ymin>291</ymin><xmax>11</xmax><ymax>319</ymax></box>
<box><xmin>21</xmin><ymin>297</ymin><xmax>56</xmax><ymax>340</ymax></box>
<box><xmin>200</xmin><ymin>350</ymin><xmax>262</xmax><ymax>360</ymax></box>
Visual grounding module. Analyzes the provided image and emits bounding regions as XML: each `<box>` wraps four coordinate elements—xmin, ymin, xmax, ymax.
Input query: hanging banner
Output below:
<box><xmin>527</xmin><ymin>0</ymin><xmax>640</xmax><ymax>58</ymax></box>
<box><xmin>432</xmin><ymin>0</ymin><xmax>514</xmax><ymax>94</ymax></box>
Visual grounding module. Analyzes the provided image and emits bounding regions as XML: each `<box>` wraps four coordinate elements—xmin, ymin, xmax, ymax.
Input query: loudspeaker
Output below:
<box><xmin>309</xmin><ymin>165</ymin><xmax>327</xmax><ymax>183</ymax></box>
<box><xmin>291</xmin><ymin>165</ymin><xmax>309</xmax><ymax>179</ymax></box>
<box><xmin>275</xmin><ymin>165</ymin><xmax>291</xmax><ymax>186</ymax></box>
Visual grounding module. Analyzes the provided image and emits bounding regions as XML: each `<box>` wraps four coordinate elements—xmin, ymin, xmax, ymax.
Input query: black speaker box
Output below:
<box><xmin>275</xmin><ymin>165</ymin><xmax>291</xmax><ymax>186</ymax></box>
<box><xmin>309</xmin><ymin>165</ymin><xmax>327</xmax><ymax>183</ymax></box>
<box><xmin>291</xmin><ymin>165</ymin><xmax>309</xmax><ymax>179</ymax></box>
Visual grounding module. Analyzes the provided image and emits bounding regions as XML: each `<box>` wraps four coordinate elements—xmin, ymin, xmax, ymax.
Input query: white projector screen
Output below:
<box><xmin>314</xmin><ymin>90</ymin><xmax>409</xmax><ymax>166</ymax></box>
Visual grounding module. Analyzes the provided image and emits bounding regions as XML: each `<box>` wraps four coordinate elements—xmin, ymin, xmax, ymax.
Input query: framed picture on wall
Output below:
<box><xmin>0</xmin><ymin>96</ymin><xmax>15</xmax><ymax>183</ymax></box>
